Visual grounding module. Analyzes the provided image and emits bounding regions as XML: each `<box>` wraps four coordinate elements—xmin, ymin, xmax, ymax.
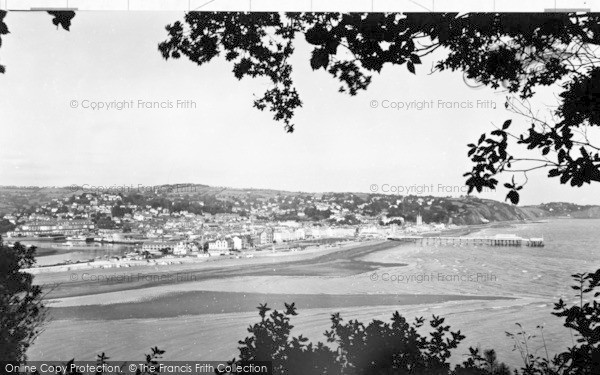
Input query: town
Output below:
<box><xmin>0</xmin><ymin>186</ymin><xmax>476</xmax><ymax>266</ymax></box>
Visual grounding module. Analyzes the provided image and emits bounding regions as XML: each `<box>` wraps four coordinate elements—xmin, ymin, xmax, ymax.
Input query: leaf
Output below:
<box><xmin>47</xmin><ymin>11</ymin><xmax>76</xmax><ymax>31</ymax></box>
<box><xmin>310</xmin><ymin>49</ymin><xmax>329</xmax><ymax>70</ymax></box>
<box><xmin>407</xmin><ymin>61</ymin><xmax>415</xmax><ymax>74</ymax></box>
<box><xmin>325</xmin><ymin>39</ymin><xmax>339</xmax><ymax>54</ymax></box>
<box><xmin>502</xmin><ymin>119</ymin><xmax>512</xmax><ymax>130</ymax></box>
<box><xmin>305</xmin><ymin>25</ymin><xmax>328</xmax><ymax>45</ymax></box>
<box><xmin>0</xmin><ymin>20</ymin><xmax>8</xmax><ymax>35</ymax></box>
<box><xmin>409</xmin><ymin>54</ymin><xmax>421</xmax><ymax>64</ymax></box>
<box><xmin>506</xmin><ymin>190</ymin><xmax>520</xmax><ymax>205</ymax></box>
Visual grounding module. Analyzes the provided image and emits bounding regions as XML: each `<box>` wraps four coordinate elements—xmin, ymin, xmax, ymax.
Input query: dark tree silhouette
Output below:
<box><xmin>550</xmin><ymin>270</ymin><xmax>600</xmax><ymax>374</ymax></box>
<box><xmin>216</xmin><ymin>300</ymin><xmax>504</xmax><ymax>375</ymax></box>
<box><xmin>0</xmin><ymin>238</ymin><xmax>46</xmax><ymax>363</ymax></box>
<box><xmin>0</xmin><ymin>11</ymin><xmax>7</xmax><ymax>74</ymax></box>
<box><xmin>159</xmin><ymin>12</ymin><xmax>600</xmax><ymax>204</ymax></box>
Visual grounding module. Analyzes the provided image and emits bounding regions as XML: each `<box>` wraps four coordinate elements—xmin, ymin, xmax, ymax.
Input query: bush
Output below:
<box><xmin>219</xmin><ymin>301</ymin><xmax>502</xmax><ymax>375</ymax></box>
<box><xmin>0</xmin><ymin>239</ymin><xmax>46</xmax><ymax>363</ymax></box>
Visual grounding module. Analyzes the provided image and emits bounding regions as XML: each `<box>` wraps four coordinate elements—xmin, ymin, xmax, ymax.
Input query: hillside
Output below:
<box><xmin>1</xmin><ymin>184</ymin><xmax>599</xmax><ymax>226</ymax></box>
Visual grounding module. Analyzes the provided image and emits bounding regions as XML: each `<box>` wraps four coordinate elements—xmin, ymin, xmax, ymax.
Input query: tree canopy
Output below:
<box><xmin>159</xmin><ymin>12</ymin><xmax>600</xmax><ymax>204</ymax></box>
<box><xmin>0</xmin><ymin>239</ymin><xmax>46</xmax><ymax>363</ymax></box>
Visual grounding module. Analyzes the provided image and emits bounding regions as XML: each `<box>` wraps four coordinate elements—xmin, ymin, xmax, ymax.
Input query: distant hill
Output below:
<box><xmin>0</xmin><ymin>186</ymin><xmax>74</xmax><ymax>216</ymax></box>
<box><xmin>1</xmin><ymin>184</ymin><xmax>599</xmax><ymax>225</ymax></box>
<box><xmin>521</xmin><ymin>202</ymin><xmax>600</xmax><ymax>219</ymax></box>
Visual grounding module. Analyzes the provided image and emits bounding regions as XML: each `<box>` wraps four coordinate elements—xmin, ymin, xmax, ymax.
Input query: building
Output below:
<box><xmin>253</xmin><ymin>229</ymin><xmax>274</xmax><ymax>245</ymax></box>
<box><xmin>10</xmin><ymin>219</ymin><xmax>95</xmax><ymax>237</ymax></box>
<box><xmin>241</xmin><ymin>235</ymin><xmax>252</xmax><ymax>249</ymax></box>
<box><xmin>231</xmin><ymin>236</ymin><xmax>243</xmax><ymax>250</ymax></box>
<box><xmin>141</xmin><ymin>241</ymin><xmax>174</xmax><ymax>254</ymax></box>
<box><xmin>173</xmin><ymin>241</ymin><xmax>194</xmax><ymax>256</ymax></box>
<box><xmin>294</xmin><ymin>228</ymin><xmax>306</xmax><ymax>240</ymax></box>
<box><xmin>207</xmin><ymin>239</ymin><xmax>229</xmax><ymax>255</ymax></box>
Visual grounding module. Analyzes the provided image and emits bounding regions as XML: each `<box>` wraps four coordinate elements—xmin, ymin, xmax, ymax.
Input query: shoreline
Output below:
<box><xmin>36</xmin><ymin>240</ymin><xmax>402</xmax><ymax>299</ymax></box>
<box><xmin>25</xmin><ymin>217</ymin><xmax>531</xmax><ymax>269</ymax></box>
<box><xmin>28</xmin><ymin>221</ymin><xmax>491</xmax><ymax>273</ymax></box>
<box><xmin>28</xmin><ymin>238</ymin><xmax>377</xmax><ymax>274</ymax></box>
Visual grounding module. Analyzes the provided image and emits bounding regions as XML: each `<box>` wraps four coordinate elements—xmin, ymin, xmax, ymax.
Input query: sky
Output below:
<box><xmin>1</xmin><ymin>11</ymin><xmax>599</xmax><ymax>205</ymax></box>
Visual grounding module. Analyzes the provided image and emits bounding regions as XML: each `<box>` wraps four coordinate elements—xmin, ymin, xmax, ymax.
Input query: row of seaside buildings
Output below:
<box><xmin>4</xmin><ymin>217</ymin><xmax>394</xmax><ymax>257</ymax></box>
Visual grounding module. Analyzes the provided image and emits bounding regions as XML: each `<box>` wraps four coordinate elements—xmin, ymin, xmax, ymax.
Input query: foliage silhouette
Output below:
<box><xmin>0</xmin><ymin>238</ymin><xmax>46</xmax><ymax>363</ymax></box>
<box><xmin>217</xmin><ymin>300</ymin><xmax>503</xmax><ymax>374</ymax></box>
<box><xmin>159</xmin><ymin>12</ymin><xmax>600</xmax><ymax>204</ymax></box>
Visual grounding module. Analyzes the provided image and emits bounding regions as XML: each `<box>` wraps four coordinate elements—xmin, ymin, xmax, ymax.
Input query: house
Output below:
<box><xmin>207</xmin><ymin>239</ymin><xmax>229</xmax><ymax>255</ymax></box>
<box><xmin>254</xmin><ymin>229</ymin><xmax>273</xmax><ymax>245</ymax></box>
<box><xmin>241</xmin><ymin>235</ymin><xmax>251</xmax><ymax>249</ymax></box>
<box><xmin>231</xmin><ymin>236</ymin><xmax>242</xmax><ymax>250</ymax></box>
<box><xmin>173</xmin><ymin>242</ymin><xmax>188</xmax><ymax>256</ymax></box>
<box><xmin>294</xmin><ymin>228</ymin><xmax>306</xmax><ymax>240</ymax></box>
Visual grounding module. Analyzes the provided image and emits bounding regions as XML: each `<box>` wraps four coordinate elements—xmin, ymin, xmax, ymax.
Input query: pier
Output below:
<box><xmin>388</xmin><ymin>234</ymin><xmax>544</xmax><ymax>247</ymax></box>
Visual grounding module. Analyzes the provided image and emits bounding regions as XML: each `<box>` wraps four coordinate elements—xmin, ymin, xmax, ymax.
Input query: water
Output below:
<box><xmin>466</xmin><ymin>219</ymin><xmax>600</xmax><ymax>300</ymax></box>
<box><xmin>362</xmin><ymin>219</ymin><xmax>600</xmax><ymax>301</ymax></box>
<box><xmin>367</xmin><ymin>218</ymin><xmax>600</xmax><ymax>367</ymax></box>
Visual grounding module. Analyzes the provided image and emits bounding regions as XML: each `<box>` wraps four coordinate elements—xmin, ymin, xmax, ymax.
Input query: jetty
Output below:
<box><xmin>388</xmin><ymin>234</ymin><xmax>544</xmax><ymax>247</ymax></box>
